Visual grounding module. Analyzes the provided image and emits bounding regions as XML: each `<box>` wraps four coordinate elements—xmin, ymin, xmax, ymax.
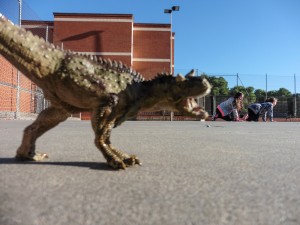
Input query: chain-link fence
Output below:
<box><xmin>204</xmin><ymin>95</ymin><xmax>299</xmax><ymax>120</ymax></box>
<box><xmin>0</xmin><ymin>0</ymin><xmax>50</xmax><ymax>119</ymax></box>
<box><xmin>0</xmin><ymin>56</ymin><xmax>50</xmax><ymax>119</ymax></box>
<box><xmin>0</xmin><ymin>22</ymin><xmax>52</xmax><ymax>119</ymax></box>
<box><xmin>136</xmin><ymin>94</ymin><xmax>299</xmax><ymax>122</ymax></box>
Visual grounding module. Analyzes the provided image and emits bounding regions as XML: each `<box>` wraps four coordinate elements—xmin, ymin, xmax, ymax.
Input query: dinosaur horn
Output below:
<box><xmin>185</xmin><ymin>69</ymin><xmax>195</xmax><ymax>78</ymax></box>
<box><xmin>176</xmin><ymin>74</ymin><xmax>186</xmax><ymax>82</ymax></box>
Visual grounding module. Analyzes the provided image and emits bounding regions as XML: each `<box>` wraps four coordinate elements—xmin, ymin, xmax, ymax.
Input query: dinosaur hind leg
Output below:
<box><xmin>15</xmin><ymin>106</ymin><xmax>69</xmax><ymax>161</ymax></box>
<box><xmin>109</xmin><ymin>145</ymin><xmax>141</xmax><ymax>166</ymax></box>
<box><xmin>91</xmin><ymin>106</ymin><xmax>141</xmax><ymax>169</ymax></box>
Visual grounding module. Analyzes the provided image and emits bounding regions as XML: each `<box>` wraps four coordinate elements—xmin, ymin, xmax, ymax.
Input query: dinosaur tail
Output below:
<box><xmin>0</xmin><ymin>14</ymin><xmax>65</xmax><ymax>83</ymax></box>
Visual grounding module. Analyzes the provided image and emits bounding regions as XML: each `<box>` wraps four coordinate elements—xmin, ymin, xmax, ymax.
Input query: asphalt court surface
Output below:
<box><xmin>0</xmin><ymin>120</ymin><xmax>300</xmax><ymax>225</ymax></box>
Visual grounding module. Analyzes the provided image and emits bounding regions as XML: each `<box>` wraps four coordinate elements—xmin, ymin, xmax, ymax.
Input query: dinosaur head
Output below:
<box><xmin>172</xmin><ymin>70</ymin><xmax>211</xmax><ymax>119</ymax></box>
<box><xmin>140</xmin><ymin>69</ymin><xmax>211</xmax><ymax>119</ymax></box>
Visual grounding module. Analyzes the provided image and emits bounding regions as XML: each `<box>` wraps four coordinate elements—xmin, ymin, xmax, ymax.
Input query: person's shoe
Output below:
<box><xmin>211</xmin><ymin>113</ymin><xmax>217</xmax><ymax>121</ymax></box>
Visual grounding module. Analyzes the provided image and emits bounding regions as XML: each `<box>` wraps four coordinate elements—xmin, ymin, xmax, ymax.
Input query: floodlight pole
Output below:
<box><xmin>164</xmin><ymin>7</ymin><xmax>179</xmax><ymax>121</ymax></box>
<box><xmin>18</xmin><ymin>0</ymin><xmax>22</xmax><ymax>26</ymax></box>
<box><xmin>170</xmin><ymin>12</ymin><xmax>172</xmax><ymax>74</ymax></box>
<box><xmin>164</xmin><ymin>6</ymin><xmax>179</xmax><ymax>75</ymax></box>
<box><xmin>16</xmin><ymin>0</ymin><xmax>22</xmax><ymax>118</ymax></box>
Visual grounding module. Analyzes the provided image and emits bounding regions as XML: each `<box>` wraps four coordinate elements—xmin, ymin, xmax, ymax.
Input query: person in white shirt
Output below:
<box><xmin>212</xmin><ymin>92</ymin><xmax>244</xmax><ymax>121</ymax></box>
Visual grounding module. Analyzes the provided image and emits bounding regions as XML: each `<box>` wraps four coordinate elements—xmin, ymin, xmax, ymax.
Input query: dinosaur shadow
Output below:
<box><xmin>0</xmin><ymin>157</ymin><xmax>115</xmax><ymax>171</ymax></box>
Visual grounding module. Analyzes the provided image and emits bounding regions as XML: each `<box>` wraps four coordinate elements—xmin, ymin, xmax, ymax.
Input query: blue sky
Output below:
<box><xmin>1</xmin><ymin>0</ymin><xmax>300</xmax><ymax>92</ymax></box>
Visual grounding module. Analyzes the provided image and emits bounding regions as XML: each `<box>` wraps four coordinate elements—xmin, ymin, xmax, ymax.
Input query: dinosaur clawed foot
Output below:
<box><xmin>107</xmin><ymin>158</ymin><xmax>127</xmax><ymax>170</ymax></box>
<box><xmin>107</xmin><ymin>155</ymin><xmax>142</xmax><ymax>170</ymax></box>
<box><xmin>15</xmin><ymin>151</ymin><xmax>49</xmax><ymax>161</ymax></box>
<box><xmin>123</xmin><ymin>155</ymin><xmax>142</xmax><ymax>166</ymax></box>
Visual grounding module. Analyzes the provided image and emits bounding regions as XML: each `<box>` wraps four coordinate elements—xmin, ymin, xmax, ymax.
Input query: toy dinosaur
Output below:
<box><xmin>0</xmin><ymin>14</ymin><xmax>211</xmax><ymax>169</ymax></box>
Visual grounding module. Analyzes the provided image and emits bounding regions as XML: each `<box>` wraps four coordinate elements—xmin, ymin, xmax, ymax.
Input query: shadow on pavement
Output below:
<box><xmin>0</xmin><ymin>157</ymin><xmax>116</xmax><ymax>171</ymax></box>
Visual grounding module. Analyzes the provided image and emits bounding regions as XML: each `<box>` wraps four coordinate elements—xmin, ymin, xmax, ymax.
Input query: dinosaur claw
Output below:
<box><xmin>123</xmin><ymin>155</ymin><xmax>142</xmax><ymax>167</ymax></box>
<box><xmin>107</xmin><ymin>158</ymin><xmax>127</xmax><ymax>170</ymax></box>
<box><xmin>15</xmin><ymin>151</ymin><xmax>49</xmax><ymax>161</ymax></box>
<box><xmin>134</xmin><ymin>157</ymin><xmax>142</xmax><ymax>166</ymax></box>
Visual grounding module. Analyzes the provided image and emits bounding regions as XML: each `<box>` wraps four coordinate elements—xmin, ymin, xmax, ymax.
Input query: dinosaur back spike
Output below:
<box><xmin>98</xmin><ymin>56</ymin><xmax>103</xmax><ymax>64</ymax></box>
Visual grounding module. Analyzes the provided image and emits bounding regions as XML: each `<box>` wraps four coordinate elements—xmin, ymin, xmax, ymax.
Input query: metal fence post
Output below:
<box><xmin>211</xmin><ymin>95</ymin><xmax>216</xmax><ymax>115</ymax></box>
<box><xmin>265</xmin><ymin>73</ymin><xmax>268</xmax><ymax>100</ymax></box>
<box><xmin>15</xmin><ymin>0</ymin><xmax>22</xmax><ymax>119</ymax></box>
<box><xmin>294</xmin><ymin>73</ymin><xmax>297</xmax><ymax>117</ymax></box>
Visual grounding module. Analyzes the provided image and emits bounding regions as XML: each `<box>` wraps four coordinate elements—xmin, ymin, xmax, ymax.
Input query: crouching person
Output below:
<box><xmin>212</xmin><ymin>92</ymin><xmax>244</xmax><ymax>121</ymax></box>
<box><xmin>246</xmin><ymin>97</ymin><xmax>278</xmax><ymax>122</ymax></box>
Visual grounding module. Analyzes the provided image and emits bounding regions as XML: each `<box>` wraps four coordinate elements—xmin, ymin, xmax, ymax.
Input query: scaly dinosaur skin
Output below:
<box><xmin>0</xmin><ymin>14</ymin><xmax>211</xmax><ymax>169</ymax></box>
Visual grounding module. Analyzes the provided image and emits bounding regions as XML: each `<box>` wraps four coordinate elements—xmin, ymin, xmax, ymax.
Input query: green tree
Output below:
<box><xmin>230</xmin><ymin>86</ymin><xmax>256</xmax><ymax>112</ymax></box>
<box><xmin>267</xmin><ymin>90</ymin><xmax>277</xmax><ymax>97</ymax></box>
<box><xmin>266</xmin><ymin>88</ymin><xmax>291</xmax><ymax>97</ymax></box>
<box><xmin>276</xmin><ymin>88</ymin><xmax>292</xmax><ymax>97</ymax></box>
<box><xmin>254</xmin><ymin>89</ymin><xmax>266</xmax><ymax>101</ymax></box>
<box><xmin>202</xmin><ymin>74</ymin><xmax>229</xmax><ymax>96</ymax></box>
<box><xmin>254</xmin><ymin>89</ymin><xmax>266</xmax><ymax>98</ymax></box>
<box><xmin>230</xmin><ymin>86</ymin><xmax>256</xmax><ymax>101</ymax></box>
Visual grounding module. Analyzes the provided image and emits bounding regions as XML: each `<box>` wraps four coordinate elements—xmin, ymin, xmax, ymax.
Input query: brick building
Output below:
<box><xmin>0</xmin><ymin>12</ymin><xmax>174</xmax><ymax>119</ymax></box>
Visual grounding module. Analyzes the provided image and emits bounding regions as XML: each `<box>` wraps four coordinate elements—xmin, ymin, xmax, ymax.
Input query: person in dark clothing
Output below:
<box><xmin>245</xmin><ymin>97</ymin><xmax>278</xmax><ymax>122</ymax></box>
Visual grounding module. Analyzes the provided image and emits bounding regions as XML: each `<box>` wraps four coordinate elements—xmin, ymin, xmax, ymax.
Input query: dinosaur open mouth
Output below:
<box><xmin>182</xmin><ymin>97</ymin><xmax>209</xmax><ymax>119</ymax></box>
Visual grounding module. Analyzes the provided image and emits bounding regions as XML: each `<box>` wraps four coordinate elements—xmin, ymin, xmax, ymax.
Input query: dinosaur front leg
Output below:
<box><xmin>15</xmin><ymin>106</ymin><xmax>69</xmax><ymax>161</ymax></box>
<box><xmin>91</xmin><ymin>105</ymin><xmax>141</xmax><ymax>169</ymax></box>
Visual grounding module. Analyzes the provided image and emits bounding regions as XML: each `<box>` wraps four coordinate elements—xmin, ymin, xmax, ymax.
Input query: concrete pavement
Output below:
<box><xmin>0</xmin><ymin>120</ymin><xmax>300</xmax><ymax>225</ymax></box>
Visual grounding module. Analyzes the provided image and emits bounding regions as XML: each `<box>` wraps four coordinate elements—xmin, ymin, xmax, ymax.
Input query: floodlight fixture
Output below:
<box><xmin>164</xmin><ymin>9</ymin><xmax>172</xmax><ymax>14</ymax></box>
<box><xmin>171</xmin><ymin>6</ymin><xmax>180</xmax><ymax>11</ymax></box>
